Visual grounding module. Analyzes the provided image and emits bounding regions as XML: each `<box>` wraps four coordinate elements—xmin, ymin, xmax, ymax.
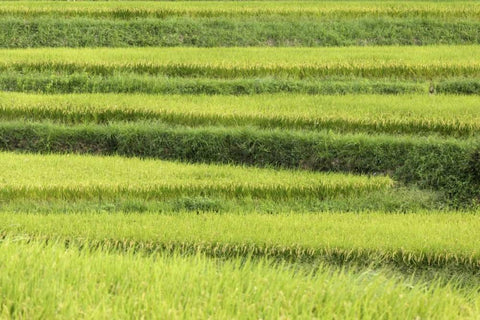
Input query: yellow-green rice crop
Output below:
<box><xmin>1</xmin><ymin>46</ymin><xmax>479</xmax><ymax>79</ymax></box>
<box><xmin>1</xmin><ymin>211</ymin><xmax>480</xmax><ymax>269</ymax></box>
<box><xmin>1</xmin><ymin>240</ymin><xmax>478</xmax><ymax>319</ymax></box>
<box><xmin>0</xmin><ymin>152</ymin><xmax>392</xmax><ymax>201</ymax></box>
<box><xmin>2</xmin><ymin>93</ymin><xmax>480</xmax><ymax>136</ymax></box>
<box><xmin>2</xmin><ymin>1</ymin><xmax>479</xmax><ymax>20</ymax></box>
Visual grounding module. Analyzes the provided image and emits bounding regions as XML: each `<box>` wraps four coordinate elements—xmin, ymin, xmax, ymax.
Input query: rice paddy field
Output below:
<box><xmin>1</xmin><ymin>0</ymin><xmax>480</xmax><ymax>319</ymax></box>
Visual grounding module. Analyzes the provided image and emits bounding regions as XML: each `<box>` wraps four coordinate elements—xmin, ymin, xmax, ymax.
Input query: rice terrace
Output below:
<box><xmin>1</xmin><ymin>0</ymin><xmax>480</xmax><ymax>319</ymax></box>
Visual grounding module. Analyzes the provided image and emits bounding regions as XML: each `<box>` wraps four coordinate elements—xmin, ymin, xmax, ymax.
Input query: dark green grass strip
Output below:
<box><xmin>2</xmin><ymin>17</ymin><xmax>480</xmax><ymax>47</ymax></box>
<box><xmin>0</xmin><ymin>73</ymin><xmax>427</xmax><ymax>95</ymax></box>
<box><xmin>0</xmin><ymin>121</ymin><xmax>478</xmax><ymax>203</ymax></box>
<box><xmin>0</xmin><ymin>186</ymin><xmax>444</xmax><ymax>214</ymax></box>
<box><xmin>436</xmin><ymin>79</ymin><xmax>480</xmax><ymax>94</ymax></box>
<box><xmin>1</xmin><ymin>72</ymin><xmax>478</xmax><ymax>95</ymax></box>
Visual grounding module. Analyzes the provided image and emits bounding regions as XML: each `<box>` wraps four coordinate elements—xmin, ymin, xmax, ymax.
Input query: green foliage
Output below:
<box><xmin>0</xmin><ymin>187</ymin><xmax>445</xmax><ymax>214</ymax></box>
<box><xmin>0</xmin><ymin>72</ymin><xmax>425</xmax><ymax>95</ymax></box>
<box><xmin>436</xmin><ymin>79</ymin><xmax>480</xmax><ymax>94</ymax></box>
<box><xmin>1</xmin><ymin>17</ymin><xmax>480</xmax><ymax>48</ymax></box>
<box><xmin>172</xmin><ymin>196</ymin><xmax>224</xmax><ymax>212</ymax></box>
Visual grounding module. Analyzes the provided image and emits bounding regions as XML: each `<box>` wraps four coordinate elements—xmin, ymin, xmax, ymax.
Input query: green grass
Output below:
<box><xmin>2</xmin><ymin>93</ymin><xmax>479</xmax><ymax>137</ymax></box>
<box><xmin>0</xmin><ymin>187</ymin><xmax>444</xmax><ymax>214</ymax></box>
<box><xmin>0</xmin><ymin>152</ymin><xmax>392</xmax><ymax>201</ymax></box>
<box><xmin>1</xmin><ymin>240</ymin><xmax>479</xmax><ymax>319</ymax></box>
<box><xmin>0</xmin><ymin>72</ymin><xmax>428</xmax><ymax>95</ymax></box>
<box><xmin>437</xmin><ymin>78</ymin><xmax>480</xmax><ymax>94</ymax></box>
<box><xmin>2</xmin><ymin>17</ymin><xmax>480</xmax><ymax>48</ymax></box>
<box><xmin>2</xmin><ymin>211</ymin><xmax>480</xmax><ymax>269</ymax></box>
<box><xmin>1</xmin><ymin>72</ymin><xmax>478</xmax><ymax>95</ymax></box>
<box><xmin>1</xmin><ymin>46</ymin><xmax>479</xmax><ymax>80</ymax></box>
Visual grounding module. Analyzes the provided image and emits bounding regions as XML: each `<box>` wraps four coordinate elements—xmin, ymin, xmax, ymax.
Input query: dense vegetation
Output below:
<box><xmin>2</xmin><ymin>1</ymin><xmax>480</xmax><ymax>48</ymax></box>
<box><xmin>1</xmin><ymin>1</ymin><xmax>479</xmax><ymax>318</ymax></box>
<box><xmin>3</xmin><ymin>240</ymin><xmax>480</xmax><ymax>319</ymax></box>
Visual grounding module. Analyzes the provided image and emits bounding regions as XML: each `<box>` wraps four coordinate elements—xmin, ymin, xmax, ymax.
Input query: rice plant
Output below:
<box><xmin>1</xmin><ymin>239</ymin><xmax>478</xmax><ymax>319</ymax></box>
<box><xmin>1</xmin><ymin>1</ymin><xmax>479</xmax><ymax>20</ymax></box>
<box><xmin>0</xmin><ymin>46</ymin><xmax>478</xmax><ymax>80</ymax></box>
<box><xmin>0</xmin><ymin>152</ymin><xmax>392</xmax><ymax>201</ymax></box>
<box><xmin>1</xmin><ymin>211</ymin><xmax>480</xmax><ymax>269</ymax></box>
<box><xmin>1</xmin><ymin>93</ymin><xmax>479</xmax><ymax>136</ymax></box>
